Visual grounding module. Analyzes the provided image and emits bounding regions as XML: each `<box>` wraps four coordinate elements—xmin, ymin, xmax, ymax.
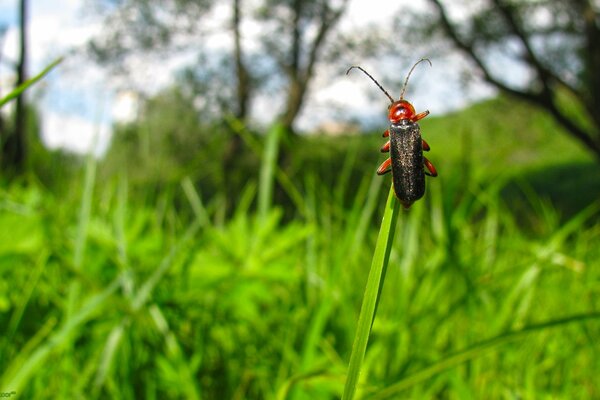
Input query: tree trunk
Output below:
<box><xmin>3</xmin><ymin>0</ymin><xmax>28</xmax><ymax>172</ymax></box>
<box><xmin>281</xmin><ymin>77</ymin><xmax>305</xmax><ymax>133</ymax></box>
<box><xmin>224</xmin><ymin>0</ymin><xmax>249</xmax><ymax>162</ymax></box>
<box><xmin>279</xmin><ymin>0</ymin><xmax>348</xmax><ymax>133</ymax></box>
<box><xmin>233</xmin><ymin>0</ymin><xmax>249</xmax><ymax>121</ymax></box>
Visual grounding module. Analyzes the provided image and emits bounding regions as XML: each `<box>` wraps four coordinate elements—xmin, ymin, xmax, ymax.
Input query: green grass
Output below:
<box><xmin>1</xmin><ymin>96</ymin><xmax>599</xmax><ymax>399</ymax></box>
<box><xmin>342</xmin><ymin>185</ymin><xmax>400</xmax><ymax>400</ymax></box>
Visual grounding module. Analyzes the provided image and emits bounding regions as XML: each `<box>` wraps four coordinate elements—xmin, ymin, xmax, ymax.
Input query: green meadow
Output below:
<box><xmin>1</xmin><ymin>96</ymin><xmax>599</xmax><ymax>399</ymax></box>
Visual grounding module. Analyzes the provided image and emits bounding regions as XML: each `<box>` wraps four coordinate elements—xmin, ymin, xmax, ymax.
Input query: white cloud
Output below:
<box><xmin>42</xmin><ymin>111</ymin><xmax>111</xmax><ymax>156</ymax></box>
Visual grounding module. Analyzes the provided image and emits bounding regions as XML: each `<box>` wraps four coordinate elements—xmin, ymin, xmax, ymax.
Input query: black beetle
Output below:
<box><xmin>347</xmin><ymin>59</ymin><xmax>437</xmax><ymax>208</ymax></box>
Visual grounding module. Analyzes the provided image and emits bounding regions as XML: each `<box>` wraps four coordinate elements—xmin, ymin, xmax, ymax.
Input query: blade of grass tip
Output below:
<box><xmin>181</xmin><ymin>176</ymin><xmax>210</xmax><ymax>227</ymax></box>
<box><xmin>342</xmin><ymin>185</ymin><xmax>401</xmax><ymax>400</ymax></box>
<box><xmin>0</xmin><ymin>57</ymin><xmax>63</xmax><ymax>108</ymax></box>
<box><xmin>348</xmin><ymin>174</ymin><xmax>384</xmax><ymax>262</ymax></box>
<box><xmin>258</xmin><ymin>123</ymin><xmax>284</xmax><ymax>221</ymax></box>
<box><xmin>93</xmin><ymin>319</ymin><xmax>128</xmax><ymax>392</ymax></box>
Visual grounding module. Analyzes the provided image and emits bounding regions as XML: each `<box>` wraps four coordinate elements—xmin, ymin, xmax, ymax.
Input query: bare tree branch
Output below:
<box><xmin>280</xmin><ymin>0</ymin><xmax>349</xmax><ymax>131</ymax></box>
<box><xmin>429</xmin><ymin>0</ymin><xmax>600</xmax><ymax>158</ymax></box>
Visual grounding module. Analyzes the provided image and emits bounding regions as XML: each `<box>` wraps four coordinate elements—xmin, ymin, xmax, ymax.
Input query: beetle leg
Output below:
<box><xmin>380</xmin><ymin>140</ymin><xmax>390</xmax><ymax>153</ymax></box>
<box><xmin>424</xmin><ymin>157</ymin><xmax>438</xmax><ymax>177</ymax></box>
<box><xmin>382</xmin><ymin>129</ymin><xmax>389</xmax><ymax>137</ymax></box>
<box><xmin>377</xmin><ymin>158</ymin><xmax>392</xmax><ymax>175</ymax></box>
<box><xmin>413</xmin><ymin>110</ymin><xmax>429</xmax><ymax>122</ymax></box>
<box><xmin>422</xmin><ymin>138</ymin><xmax>430</xmax><ymax>151</ymax></box>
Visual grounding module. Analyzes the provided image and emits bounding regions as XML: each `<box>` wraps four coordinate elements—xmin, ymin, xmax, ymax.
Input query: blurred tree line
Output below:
<box><xmin>1</xmin><ymin>0</ymin><xmax>599</xmax><ymax>187</ymax></box>
<box><xmin>90</xmin><ymin>0</ymin><xmax>600</xmax><ymax>164</ymax></box>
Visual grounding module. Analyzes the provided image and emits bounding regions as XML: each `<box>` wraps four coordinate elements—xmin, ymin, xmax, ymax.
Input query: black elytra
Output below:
<box><xmin>389</xmin><ymin>119</ymin><xmax>426</xmax><ymax>207</ymax></box>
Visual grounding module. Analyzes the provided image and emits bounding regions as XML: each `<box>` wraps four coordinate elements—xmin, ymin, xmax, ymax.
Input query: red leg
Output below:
<box><xmin>424</xmin><ymin>157</ymin><xmax>438</xmax><ymax>177</ymax></box>
<box><xmin>413</xmin><ymin>110</ymin><xmax>429</xmax><ymax>122</ymax></box>
<box><xmin>377</xmin><ymin>158</ymin><xmax>392</xmax><ymax>175</ymax></box>
<box><xmin>380</xmin><ymin>140</ymin><xmax>390</xmax><ymax>153</ymax></box>
<box><xmin>382</xmin><ymin>129</ymin><xmax>389</xmax><ymax>137</ymax></box>
<box><xmin>422</xmin><ymin>138</ymin><xmax>430</xmax><ymax>151</ymax></box>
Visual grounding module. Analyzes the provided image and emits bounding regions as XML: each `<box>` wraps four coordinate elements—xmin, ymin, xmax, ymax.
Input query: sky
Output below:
<box><xmin>0</xmin><ymin>0</ymin><xmax>499</xmax><ymax>156</ymax></box>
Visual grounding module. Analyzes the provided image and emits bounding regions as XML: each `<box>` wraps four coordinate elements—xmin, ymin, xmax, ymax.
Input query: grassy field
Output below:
<box><xmin>1</xmin><ymin>96</ymin><xmax>599</xmax><ymax>399</ymax></box>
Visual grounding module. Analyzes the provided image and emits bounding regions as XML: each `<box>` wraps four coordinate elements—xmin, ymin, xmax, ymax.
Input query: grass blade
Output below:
<box><xmin>0</xmin><ymin>57</ymin><xmax>63</xmax><ymax>108</ymax></box>
<box><xmin>368</xmin><ymin>311</ymin><xmax>600</xmax><ymax>399</ymax></box>
<box><xmin>1</xmin><ymin>275</ymin><xmax>124</xmax><ymax>392</ymax></box>
<box><xmin>342</xmin><ymin>185</ymin><xmax>401</xmax><ymax>400</ymax></box>
<box><xmin>259</xmin><ymin>123</ymin><xmax>284</xmax><ymax>220</ymax></box>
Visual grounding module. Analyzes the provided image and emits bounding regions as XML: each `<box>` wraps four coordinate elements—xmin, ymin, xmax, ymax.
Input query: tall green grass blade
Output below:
<box><xmin>1</xmin><ymin>274</ymin><xmax>124</xmax><ymax>392</ymax></box>
<box><xmin>66</xmin><ymin>151</ymin><xmax>97</xmax><ymax>326</ymax></box>
<box><xmin>93</xmin><ymin>320</ymin><xmax>127</xmax><ymax>391</ymax></box>
<box><xmin>368</xmin><ymin>311</ymin><xmax>600</xmax><ymax>399</ymax></box>
<box><xmin>149</xmin><ymin>305</ymin><xmax>201</xmax><ymax>399</ymax></box>
<box><xmin>181</xmin><ymin>176</ymin><xmax>210</xmax><ymax>227</ymax></box>
<box><xmin>227</xmin><ymin>116</ymin><xmax>306</xmax><ymax>214</ymax></box>
<box><xmin>6</xmin><ymin>251</ymin><xmax>48</xmax><ymax>343</ymax></box>
<box><xmin>74</xmin><ymin>153</ymin><xmax>97</xmax><ymax>271</ymax></box>
<box><xmin>342</xmin><ymin>185</ymin><xmax>400</xmax><ymax>400</ymax></box>
<box><xmin>0</xmin><ymin>57</ymin><xmax>63</xmax><ymax>108</ymax></box>
<box><xmin>258</xmin><ymin>123</ymin><xmax>284</xmax><ymax>220</ymax></box>
<box><xmin>349</xmin><ymin>174</ymin><xmax>384</xmax><ymax>262</ymax></box>
<box><xmin>94</xmin><ymin>218</ymin><xmax>201</xmax><ymax>392</ymax></box>
<box><xmin>276</xmin><ymin>365</ymin><xmax>330</xmax><ymax>400</ymax></box>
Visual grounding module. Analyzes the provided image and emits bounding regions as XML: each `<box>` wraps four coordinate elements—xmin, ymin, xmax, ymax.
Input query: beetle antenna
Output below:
<box><xmin>400</xmin><ymin>58</ymin><xmax>432</xmax><ymax>100</ymax></box>
<box><xmin>346</xmin><ymin>66</ymin><xmax>395</xmax><ymax>104</ymax></box>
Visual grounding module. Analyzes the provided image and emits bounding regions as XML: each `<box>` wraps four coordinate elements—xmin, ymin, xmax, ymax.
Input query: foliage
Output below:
<box><xmin>100</xmin><ymin>86</ymin><xmax>248</xmax><ymax>192</ymax></box>
<box><xmin>88</xmin><ymin>0</ymin><xmax>358</xmax><ymax>132</ymax></box>
<box><xmin>1</xmin><ymin>95</ymin><xmax>599</xmax><ymax>398</ymax></box>
<box><xmin>1</xmin><ymin>157</ymin><xmax>599</xmax><ymax>398</ymax></box>
<box><xmin>101</xmin><ymin>92</ymin><xmax>599</xmax><ymax>216</ymax></box>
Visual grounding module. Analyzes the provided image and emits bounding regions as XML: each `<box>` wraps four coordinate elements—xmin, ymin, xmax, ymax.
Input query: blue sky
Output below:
<box><xmin>0</xmin><ymin>0</ymin><xmax>120</xmax><ymax>154</ymax></box>
<box><xmin>0</xmin><ymin>0</ymin><xmax>500</xmax><ymax>156</ymax></box>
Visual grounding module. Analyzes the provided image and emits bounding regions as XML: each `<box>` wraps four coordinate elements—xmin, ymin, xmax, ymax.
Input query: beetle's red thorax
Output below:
<box><xmin>388</xmin><ymin>100</ymin><xmax>416</xmax><ymax>124</ymax></box>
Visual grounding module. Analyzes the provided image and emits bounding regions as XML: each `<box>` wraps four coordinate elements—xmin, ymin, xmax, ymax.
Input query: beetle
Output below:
<box><xmin>346</xmin><ymin>59</ymin><xmax>438</xmax><ymax>208</ymax></box>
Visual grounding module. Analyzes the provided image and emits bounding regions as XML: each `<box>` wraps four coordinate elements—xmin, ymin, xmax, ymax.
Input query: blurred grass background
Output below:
<box><xmin>2</xmin><ymin>0</ymin><xmax>600</xmax><ymax>397</ymax></box>
<box><xmin>1</xmin><ymin>91</ymin><xmax>599</xmax><ymax>398</ymax></box>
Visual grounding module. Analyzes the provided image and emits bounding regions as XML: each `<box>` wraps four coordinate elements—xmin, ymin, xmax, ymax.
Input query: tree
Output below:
<box><xmin>90</xmin><ymin>0</ymin><xmax>355</xmax><ymax>133</ymax></box>
<box><xmin>0</xmin><ymin>26</ymin><xmax>7</xmax><ymax>140</ymax></box>
<box><xmin>88</xmin><ymin>0</ymin><xmax>251</xmax><ymax>121</ymax></box>
<box><xmin>421</xmin><ymin>0</ymin><xmax>600</xmax><ymax>159</ymax></box>
<box><xmin>2</xmin><ymin>0</ymin><xmax>29</xmax><ymax>172</ymax></box>
<box><xmin>257</xmin><ymin>0</ymin><xmax>350</xmax><ymax>132</ymax></box>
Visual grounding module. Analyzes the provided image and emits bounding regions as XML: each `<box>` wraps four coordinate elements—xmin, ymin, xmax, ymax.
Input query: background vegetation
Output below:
<box><xmin>1</xmin><ymin>0</ymin><xmax>600</xmax><ymax>398</ymax></box>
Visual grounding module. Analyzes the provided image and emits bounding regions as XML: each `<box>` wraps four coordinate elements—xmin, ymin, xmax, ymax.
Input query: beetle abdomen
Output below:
<box><xmin>389</xmin><ymin>120</ymin><xmax>425</xmax><ymax>207</ymax></box>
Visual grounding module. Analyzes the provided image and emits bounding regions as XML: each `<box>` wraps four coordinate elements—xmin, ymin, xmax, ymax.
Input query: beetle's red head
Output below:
<box><xmin>388</xmin><ymin>100</ymin><xmax>416</xmax><ymax>124</ymax></box>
